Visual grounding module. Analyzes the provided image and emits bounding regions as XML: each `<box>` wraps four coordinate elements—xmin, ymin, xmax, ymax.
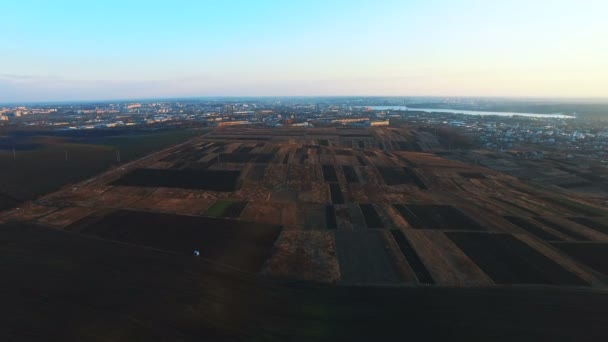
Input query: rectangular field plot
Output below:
<box><xmin>446</xmin><ymin>232</ymin><xmax>587</xmax><ymax>286</ymax></box>
<box><xmin>342</xmin><ymin>165</ymin><xmax>359</xmax><ymax>183</ymax></box>
<box><xmin>533</xmin><ymin>217</ymin><xmax>591</xmax><ymax>241</ymax></box>
<box><xmin>253</xmin><ymin>153</ymin><xmax>276</xmax><ymax>163</ymax></box>
<box><xmin>394</xmin><ymin>204</ymin><xmax>484</xmax><ymax>230</ymax></box>
<box><xmin>178</xmin><ymin>161</ymin><xmax>215</xmax><ymax>170</ymax></box>
<box><xmin>504</xmin><ymin>216</ymin><xmax>562</xmax><ymax>241</ymax></box>
<box><xmin>404</xmin><ymin>230</ymin><xmax>492</xmax><ymax>286</ymax></box>
<box><xmin>390</xmin><ymin>230</ymin><xmax>434</xmax><ymax>284</ymax></box>
<box><xmin>206</xmin><ymin>200</ymin><xmax>248</xmax><ymax>218</ymax></box>
<box><xmin>359</xmin><ymin>204</ymin><xmax>384</xmax><ymax>228</ymax></box>
<box><xmin>325</xmin><ymin>205</ymin><xmax>337</xmax><ymax>230</ymax></box>
<box><xmin>298</xmin><ymin>154</ymin><xmax>308</xmax><ymax>164</ymax></box>
<box><xmin>296</xmin><ymin>203</ymin><xmax>328</xmax><ymax>230</ymax></box>
<box><xmin>76</xmin><ymin>210</ymin><xmax>282</xmax><ymax>272</ymax></box>
<box><xmin>216</xmin><ymin>153</ymin><xmax>257</xmax><ymax>163</ymax></box>
<box><xmin>378</xmin><ymin>167</ymin><xmax>427</xmax><ymax>189</ymax></box>
<box><xmin>322</xmin><ymin>165</ymin><xmax>338</xmax><ymax>182</ymax></box>
<box><xmin>329</xmin><ymin>183</ymin><xmax>345</xmax><ymax>204</ymax></box>
<box><xmin>262</xmin><ymin>230</ymin><xmax>340</xmax><ymax>283</ymax></box>
<box><xmin>492</xmin><ymin>197</ymin><xmax>538</xmax><ymax>216</ymax></box>
<box><xmin>335</xmin><ymin>230</ymin><xmax>401</xmax><ymax>284</ymax></box>
<box><xmin>551</xmin><ymin>242</ymin><xmax>608</xmax><ymax>276</ymax></box>
<box><xmin>112</xmin><ymin>168</ymin><xmax>241</xmax><ymax>192</ymax></box>
<box><xmin>567</xmin><ymin>217</ymin><xmax>608</xmax><ymax>235</ymax></box>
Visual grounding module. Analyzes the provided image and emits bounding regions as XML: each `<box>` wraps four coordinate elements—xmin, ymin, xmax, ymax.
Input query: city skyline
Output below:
<box><xmin>2</xmin><ymin>0</ymin><xmax>607</xmax><ymax>102</ymax></box>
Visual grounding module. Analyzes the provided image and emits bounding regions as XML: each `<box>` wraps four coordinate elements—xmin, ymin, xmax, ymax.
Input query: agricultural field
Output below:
<box><xmin>112</xmin><ymin>169</ymin><xmax>241</xmax><ymax>191</ymax></box>
<box><xmin>69</xmin><ymin>209</ymin><xmax>282</xmax><ymax>272</ymax></box>
<box><xmin>0</xmin><ymin>128</ymin><xmax>203</xmax><ymax>209</ymax></box>
<box><xmin>3</xmin><ymin>222</ymin><xmax>608</xmax><ymax>341</ymax></box>
<box><xmin>2</xmin><ymin>126</ymin><xmax>608</xmax><ymax>289</ymax></box>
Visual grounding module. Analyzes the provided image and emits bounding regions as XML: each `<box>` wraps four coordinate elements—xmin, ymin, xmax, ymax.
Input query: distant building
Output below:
<box><xmin>217</xmin><ymin>120</ymin><xmax>250</xmax><ymax>127</ymax></box>
<box><xmin>331</xmin><ymin>118</ymin><xmax>369</xmax><ymax>124</ymax></box>
<box><xmin>291</xmin><ymin>122</ymin><xmax>311</xmax><ymax>127</ymax></box>
<box><xmin>370</xmin><ymin>120</ymin><xmax>390</xmax><ymax>127</ymax></box>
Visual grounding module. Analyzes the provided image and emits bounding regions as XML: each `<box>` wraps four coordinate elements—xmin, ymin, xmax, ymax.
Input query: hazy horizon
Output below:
<box><xmin>2</xmin><ymin>0</ymin><xmax>607</xmax><ymax>102</ymax></box>
<box><xmin>4</xmin><ymin>95</ymin><xmax>608</xmax><ymax>107</ymax></box>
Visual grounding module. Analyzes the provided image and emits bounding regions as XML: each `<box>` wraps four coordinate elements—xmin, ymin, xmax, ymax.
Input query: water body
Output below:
<box><xmin>362</xmin><ymin>106</ymin><xmax>575</xmax><ymax>119</ymax></box>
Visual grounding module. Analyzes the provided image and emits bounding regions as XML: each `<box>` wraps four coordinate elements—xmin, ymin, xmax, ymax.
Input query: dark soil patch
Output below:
<box><xmin>2</xmin><ymin>223</ymin><xmax>608</xmax><ymax>341</ymax></box>
<box><xmin>76</xmin><ymin>210</ymin><xmax>282</xmax><ymax>272</ymax></box>
<box><xmin>342</xmin><ymin>165</ymin><xmax>359</xmax><ymax>183</ymax></box>
<box><xmin>504</xmin><ymin>216</ymin><xmax>562</xmax><ymax>241</ymax></box>
<box><xmin>359</xmin><ymin>204</ymin><xmax>384</xmax><ymax>228</ymax></box>
<box><xmin>559</xmin><ymin>181</ymin><xmax>593</xmax><ymax>189</ymax></box>
<box><xmin>396</xmin><ymin>141</ymin><xmax>422</xmax><ymax>152</ymax></box>
<box><xmin>0</xmin><ymin>193</ymin><xmax>21</xmax><ymax>211</ymax></box>
<box><xmin>112</xmin><ymin>169</ymin><xmax>241</xmax><ymax>192</ymax></box>
<box><xmin>335</xmin><ymin>230</ymin><xmax>400</xmax><ymax>284</ymax></box>
<box><xmin>567</xmin><ymin>217</ymin><xmax>608</xmax><ymax>235</ymax></box>
<box><xmin>446</xmin><ymin>232</ymin><xmax>587</xmax><ymax>286</ymax></box>
<box><xmin>218</xmin><ymin>153</ymin><xmax>254</xmax><ymax>163</ymax></box>
<box><xmin>329</xmin><ymin>183</ymin><xmax>344</xmax><ymax>204</ymax></box>
<box><xmin>534</xmin><ymin>217</ymin><xmax>591</xmax><ymax>241</ymax></box>
<box><xmin>394</xmin><ymin>204</ymin><xmax>484</xmax><ymax>231</ymax></box>
<box><xmin>390</xmin><ymin>230</ymin><xmax>434</xmax><ymax>284</ymax></box>
<box><xmin>378</xmin><ymin>167</ymin><xmax>427</xmax><ymax>189</ymax></box>
<box><xmin>0</xmin><ymin>143</ymin><xmax>44</xmax><ymax>151</ymax></box>
<box><xmin>322</xmin><ymin>165</ymin><xmax>338</xmax><ymax>182</ymax></box>
<box><xmin>253</xmin><ymin>154</ymin><xmax>275</xmax><ymax>163</ymax></box>
<box><xmin>234</xmin><ymin>146</ymin><xmax>254</xmax><ymax>153</ymax></box>
<box><xmin>325</xmin><ymin>205</ymin><xmax>337</xmax><ymax>230</ymax></box>
<box><xmin>223</xmin><ymin>201</ymin><xmax>248</xmax><ymax>218</ymax></box>
<box><xmin>551</xmin><ymin>242</ymin><xmax>608</xmax><ymax>276</ymax></box>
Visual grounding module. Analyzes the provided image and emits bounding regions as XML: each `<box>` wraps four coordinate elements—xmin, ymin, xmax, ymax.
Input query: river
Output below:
<box><xmin>361</xmin><ymin>106</ymin><xmax>575</xmax><ymax>119</ymax></box>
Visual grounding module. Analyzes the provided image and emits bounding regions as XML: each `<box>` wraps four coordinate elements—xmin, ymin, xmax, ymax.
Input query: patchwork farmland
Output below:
<box><xmin>3</xmin><ymin>126</ymin><xmax>608</xmax><ymax>288</ymax></box>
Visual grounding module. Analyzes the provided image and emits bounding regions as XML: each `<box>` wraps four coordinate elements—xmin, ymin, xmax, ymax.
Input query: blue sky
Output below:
<box><xmin>1</xmin><ymin>0</ymin><xmax>607</xmax><ymax>101</ymax></box>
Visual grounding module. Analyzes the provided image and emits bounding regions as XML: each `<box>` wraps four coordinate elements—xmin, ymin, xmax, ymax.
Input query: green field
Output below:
<box><xmin>206</xmin><ymin>200</ymin><xmax>235</xmax><ymax>217</ymax></box>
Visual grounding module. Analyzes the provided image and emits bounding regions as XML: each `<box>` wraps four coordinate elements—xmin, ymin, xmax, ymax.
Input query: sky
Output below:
<box><xmin>1</xmin><ymin>0</ymin><xmax>607</xmax><ymax>102</ymax></box>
